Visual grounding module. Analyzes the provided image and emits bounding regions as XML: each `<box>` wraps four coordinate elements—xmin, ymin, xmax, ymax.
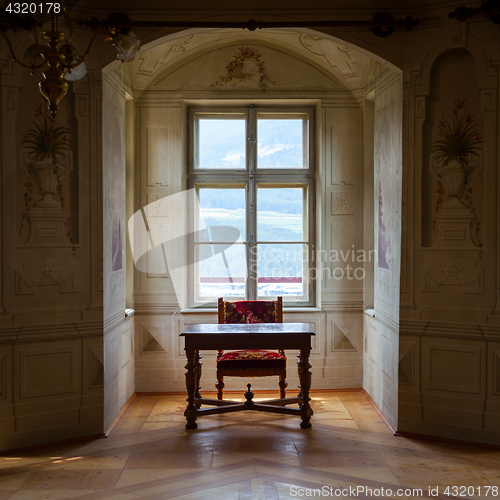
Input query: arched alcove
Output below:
<box><xmin>422</xmin><ymin>49</ymin><xmax>482</xmax><ymax>248</ymax></box>
<box><xmin>101</xmin><ymin>27</ymin><xmax>403</xmax><ymax>431</ymax></box>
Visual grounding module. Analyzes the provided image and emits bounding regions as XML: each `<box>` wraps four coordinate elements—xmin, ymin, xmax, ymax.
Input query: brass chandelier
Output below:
<box><xmin>0</xmin><ymin>8</ymin><xmax>141</xmax><ymax>117</ymax></box>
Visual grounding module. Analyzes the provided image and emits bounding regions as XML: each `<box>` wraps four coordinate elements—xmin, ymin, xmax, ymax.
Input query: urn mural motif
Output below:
<box><xmin>430</xmin><ymin>98</ymin><xmax>483</xmax><ymax>248</ymax></box>
<box><xmin>19</xmin><ymin>103</ymin><xmax>74</xmax><ymax>247</ymax></box>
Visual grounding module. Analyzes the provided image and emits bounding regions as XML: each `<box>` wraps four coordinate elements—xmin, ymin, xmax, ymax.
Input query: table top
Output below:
<box><xmin>181</xmin><ymin>322</ymin><xmax>315</xmax><ymax>336</ymax></box>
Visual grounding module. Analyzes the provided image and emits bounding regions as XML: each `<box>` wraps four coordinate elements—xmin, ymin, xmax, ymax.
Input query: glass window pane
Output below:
<box><xmin>198</xmin><ymin>188</ymin><xmax>246</xmax><ymax>240</ymax></box>
<box><xmin>257</xmin><ymin>187</ymin><xmax>305</xmax><ymax>242</ymax></box>
<box><xmin>197</xmin><ymin>243</ymin><xmax>246</xmax><ymax>298</ymax></box>
<box><xmin>256</xmin><ymin>243</ymin><xmax>306</xmax><ymax>297</ymax></box>
<box><xmin>257</xmin><ymin>115</ymin><xmax>307</xmax><ymax>169</ymax></box>
<box><xmin>196</xmin><ymin>115</ymin><xmax>246</xmax><ymax>169</ymax></box>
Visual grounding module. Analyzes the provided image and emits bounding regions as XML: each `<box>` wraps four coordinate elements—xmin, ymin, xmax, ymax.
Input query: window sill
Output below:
<box><xmin>180</xmin><ymin>307</ymin><xmax>322</xmax><ymax>314</ymax></box>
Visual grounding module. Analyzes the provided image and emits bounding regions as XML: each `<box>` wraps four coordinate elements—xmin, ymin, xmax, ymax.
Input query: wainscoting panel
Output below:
<box><xmin>17</xmin><ymin>343</ymin><xmax>78</xmax><ymax>399</ymax></box>
<box><xmin>422</xmin><ymin>339</ymin><xmax>484</xmax><ymax>395</ymax></box>
<box><xmin>488</xmin><ymin>342</ymin><xmax>500</xmax><ymax>399</ymax></box>
<box><xmin>83</xmin><ymin>341</ymin><xmax>104</xmax><ymax>392</ymax></box>
<box><xmin>0</xmin><ymin>345</ymin><xmax>12</xmax><ymax>407</ymax></box>
<box><xmin>398</xmin><ymin>336</ymin><xmax>419</xmax><ymax>390</ymax></box>
<box><xmin>140</xmin><ymin>322</ymin><xmax>167</xmax><ymax>353</ymax></box>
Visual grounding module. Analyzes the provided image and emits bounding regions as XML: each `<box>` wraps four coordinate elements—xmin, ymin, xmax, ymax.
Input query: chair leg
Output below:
<box><xmin>216</xmin><ymin>373</ymin><xmax>224</xmax><ymax>400</ymax></box>
<box><xmin>279</xmin><ymin>371</ymin><xmax>287</xmax><ymax>399</ymax></box>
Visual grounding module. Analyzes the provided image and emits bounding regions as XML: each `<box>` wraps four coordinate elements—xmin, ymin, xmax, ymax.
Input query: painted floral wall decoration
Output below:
<box><xmin>376</xmin><ymin>113</ymin><xmax>392</xmax><ymax>270</ymax></box>
<box><xmin>110</xmin><ymin>117</ymin><xmax>124</xmax><ymax>272</ymax></box>
<box><xmin>20</xmin><ymin>103</ymin><xmax>75</xmax><ymax>252</ymax></box>
<box><xmin>432</xmin><ymin>98</ymin><xmax>482</xmax><ymax>164</ymax></box>
<box><xmin>431</xmin><ymin>98</ymin><xmax>483</xmax><ymax>245</ymax></box>
<box><xmin>212</xmin><ymin>47</ymin><xmax>275</xmax><ymax>90</ymax></box>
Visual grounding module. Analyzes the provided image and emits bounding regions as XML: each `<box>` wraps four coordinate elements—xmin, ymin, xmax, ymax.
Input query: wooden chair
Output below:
<box><xmin>216</xmin><ymin>297</ymin><xmax>287</xmax><ymax>400</ymax></box>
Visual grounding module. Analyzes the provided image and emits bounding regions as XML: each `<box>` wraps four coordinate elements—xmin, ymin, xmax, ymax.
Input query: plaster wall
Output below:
<box><xmin>102</xmin><ymin>67</ymin><xmax>135</xmax><ymax>430</ymax></box>
<box><xmin>0</xmin><ymin>35</ymin><xmax>104</xmax><ymax>449</ymax></box>
<box><xmin>399</xmin><ymin>19</ymin><xmax>500</xmax><ymax>445</ymax></box>
<box><xmin>363</xmin><ymin>71</ymin><xmax>403</xmax><ymax>429</ymax></box>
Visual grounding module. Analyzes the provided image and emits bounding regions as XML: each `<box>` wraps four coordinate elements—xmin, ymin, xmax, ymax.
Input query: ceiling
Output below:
<box><xmin>74</xmin><ymin>0</ymin><xmax>463</xmax><ymax>17</ymax></box>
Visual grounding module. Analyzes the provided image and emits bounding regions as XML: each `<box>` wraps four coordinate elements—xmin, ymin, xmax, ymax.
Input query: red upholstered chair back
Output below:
<box><xmin>215</xmin><ymin>297</ymin><xmax>286</xmax><ymax>400</ymax></box>
<box><xmin>218</xmin><ymin>297</ymin><xmax>283</xmax><ymax>324</ymax></box>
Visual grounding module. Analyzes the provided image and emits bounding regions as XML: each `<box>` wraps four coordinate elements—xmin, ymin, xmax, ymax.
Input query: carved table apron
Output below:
<box><xmin>180</xmin><ymin>323</ymin><xmax>315</xmax><ymax>429</ymax></box>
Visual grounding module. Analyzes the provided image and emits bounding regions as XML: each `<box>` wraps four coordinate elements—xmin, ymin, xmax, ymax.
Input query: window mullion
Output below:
<box><xmin>248</xmin><ymin>105</ymin><xmax>257</xmax><ymax>300</ymax></box>
<box><xmin>245</xmin><ymin>181</ymin><xmax>253</xmax><ymax>300</ymax></box>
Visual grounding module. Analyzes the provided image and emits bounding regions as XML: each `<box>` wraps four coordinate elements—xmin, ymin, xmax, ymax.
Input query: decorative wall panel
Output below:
<box><xmin>3</xmin><ymin>88</ymin><xmax>17</xmax><ymax>110</ymax></box>
<box><xmin>420</xmin><ymin>261</ymin><xmax>483</xmax><ymax>294</ymax></box>
<box><xmin>365</xmin><ymin>324</ymin><xmax>378</xmax><ymax>362</ymax></box>
<box><xmin>444</xmin><ymin>23</ymin><xmax>467</xmax><ymax>50</ymax></box>
<box><xmin>19</xmin><ymin>346</ymin><xmax>76</xmax><ymax>399</ymax></box>
<box><xmin>330</xmin><ymin>222</ymin><xmax>355</xmax><ymax>277</ymax></box>
<box><xmin>494</xmin><ymin>350</ymin><xmax>500</xmax><ymax>395</ymax></box>
<box><xmin>399</xmin><ymin>343</ymin><xmax>415</xmax><ymax>386</ymax></box>
<box><xmin>140</xmin><ymin>323</ymin><xmax>167</xmax><ymax>353</ymax></box>
<box><xmin>121</xmin><ymin>324</ymin><xmax>134</xmax><ymax>368</ymax></box>
<box><xmin>330</xmin><ymin>125</ymin><xmax>354</xmax><ymax>185</ymax></box>
<box><xmin>88</xmin><ymin>345</ymin><xmax>104</xmax><ymax>388</ymax></box>
<box><xmin>108</xmin><ymin>335</ymin><xmax>120</xmax><ymax>383</ymax></box>
<box><xmin>332</xmin><ymin>320</ymin><xmax>358</xmax><ymax>351</ymax></box>
<box><xmin>380</xmin><ymin>332</ymin><xmax>395</xmax><ymax>380</ymax></box>
<box><xmin>146</xmin><ymin>126</ymin><xmax>172</xmax><ymax>187</ymax></box>
<box><xmin>16</xmin><ymin>261</ymin><xmax>79</xmax><ymax>294</ymax></box>
<box><xmin>425</xmin><ymin>342</ymin><xmax>482</xmax><ymax>394</ymax></box>
<box><xmin>481</xmin><ymin>89</ymin><xmax>495</xmax><ymax>113</ymax></box>
<box><xmin>0</xmin><ymin>354</ymin><xmax>5</xmax><ymax>399</ymax></box>
<box><xmin>331</xmin><ymin>190</ymin><xmax>354</xmax><ymax>215</ymax></box>
<box><xmin>144</xmin><ymin>202</ymin><xmax>170</xmax><ymax>278</ymax></box>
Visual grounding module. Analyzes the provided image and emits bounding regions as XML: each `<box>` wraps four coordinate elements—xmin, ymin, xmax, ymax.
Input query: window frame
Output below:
<box><xmin>187</xmin><ymin>104</ymin><xmax>316</xmax><ymax>308</ymax></box>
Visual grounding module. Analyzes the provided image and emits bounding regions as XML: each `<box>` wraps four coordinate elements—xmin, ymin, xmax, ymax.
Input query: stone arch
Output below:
<box><xmin>100</xmin><ymin>25</ymin><xmax>403</xmax><ymax>431</ymax></box>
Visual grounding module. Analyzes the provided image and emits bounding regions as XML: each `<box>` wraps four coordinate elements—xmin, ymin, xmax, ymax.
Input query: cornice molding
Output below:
<box><xmin>400</xmin><ymin>318</ymin><xmax>500</xmax><ymax>339</ymax></box>
<box><xmin>103</xmin><ymin>308</ymin><xmax>131</xmax><ymax>335</ymax></box>
<box><xmin>321</xmin><ymin>299</ymin><xmax>365</xmax><ymax>312</ymax></box>
<box><xmin>372</xmin><ymin>308</ymin><xmax>399</xmax><ymax>333</ymax></box>
<box><xmin>0</xmin><ymin>319</ymin><xmax>103</xmax><ymax>344</ymax></box>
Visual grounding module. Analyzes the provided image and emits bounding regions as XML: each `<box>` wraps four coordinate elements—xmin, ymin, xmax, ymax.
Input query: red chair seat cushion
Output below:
<box><xmin>217</xmin><ymin>350</ymin><xmax>286</xmax><ymax>370</ymax></box>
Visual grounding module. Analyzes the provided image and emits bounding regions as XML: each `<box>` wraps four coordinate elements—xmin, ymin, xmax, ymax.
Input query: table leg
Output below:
<box><xmin>195</xmin><ymin>350</ymin><xmax>202</xmax><ymax>407</ymax></box>
<box><xmin>297</xmin><ymin>348</ymin><xmax>312</xmax><ymax>429</ymax></box>
<box><xmin>184</xmin><ymin>348</ymin><xmax>198</xmax><ymax>429</ymax></box>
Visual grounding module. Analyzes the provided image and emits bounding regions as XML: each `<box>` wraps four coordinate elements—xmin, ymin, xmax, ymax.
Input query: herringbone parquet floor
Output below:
<box><xmin>0</xmin><ymin>391</ymin><xmax>499</xmax><ymax>499</ymax></box>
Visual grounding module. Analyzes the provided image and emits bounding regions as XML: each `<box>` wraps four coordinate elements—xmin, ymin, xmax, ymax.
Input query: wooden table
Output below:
<box><xmin>180</xmin><ymin>323</ymin><xmax>315</xmax><ymax>429</ymax></box>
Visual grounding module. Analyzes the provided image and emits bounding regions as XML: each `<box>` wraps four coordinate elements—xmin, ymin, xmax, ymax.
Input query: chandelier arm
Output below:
<box><xmin>0</xmin><ymin>32</ymin><xmax>47</xmax><ymax>72</ymax></box>
<box><xmin>28</xmin><ymin>26</ymin><xmax>47</xmax><ymax>54</ymax></box>
<box><xmin>67</xmin><ymin>32</ymin><xmax>101</xmax><ymax>69</ymax></box>
<box><xmin>29</xmin><ymin>26</ymin><xmax>39</xmax><ymax>43</ymax></box>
